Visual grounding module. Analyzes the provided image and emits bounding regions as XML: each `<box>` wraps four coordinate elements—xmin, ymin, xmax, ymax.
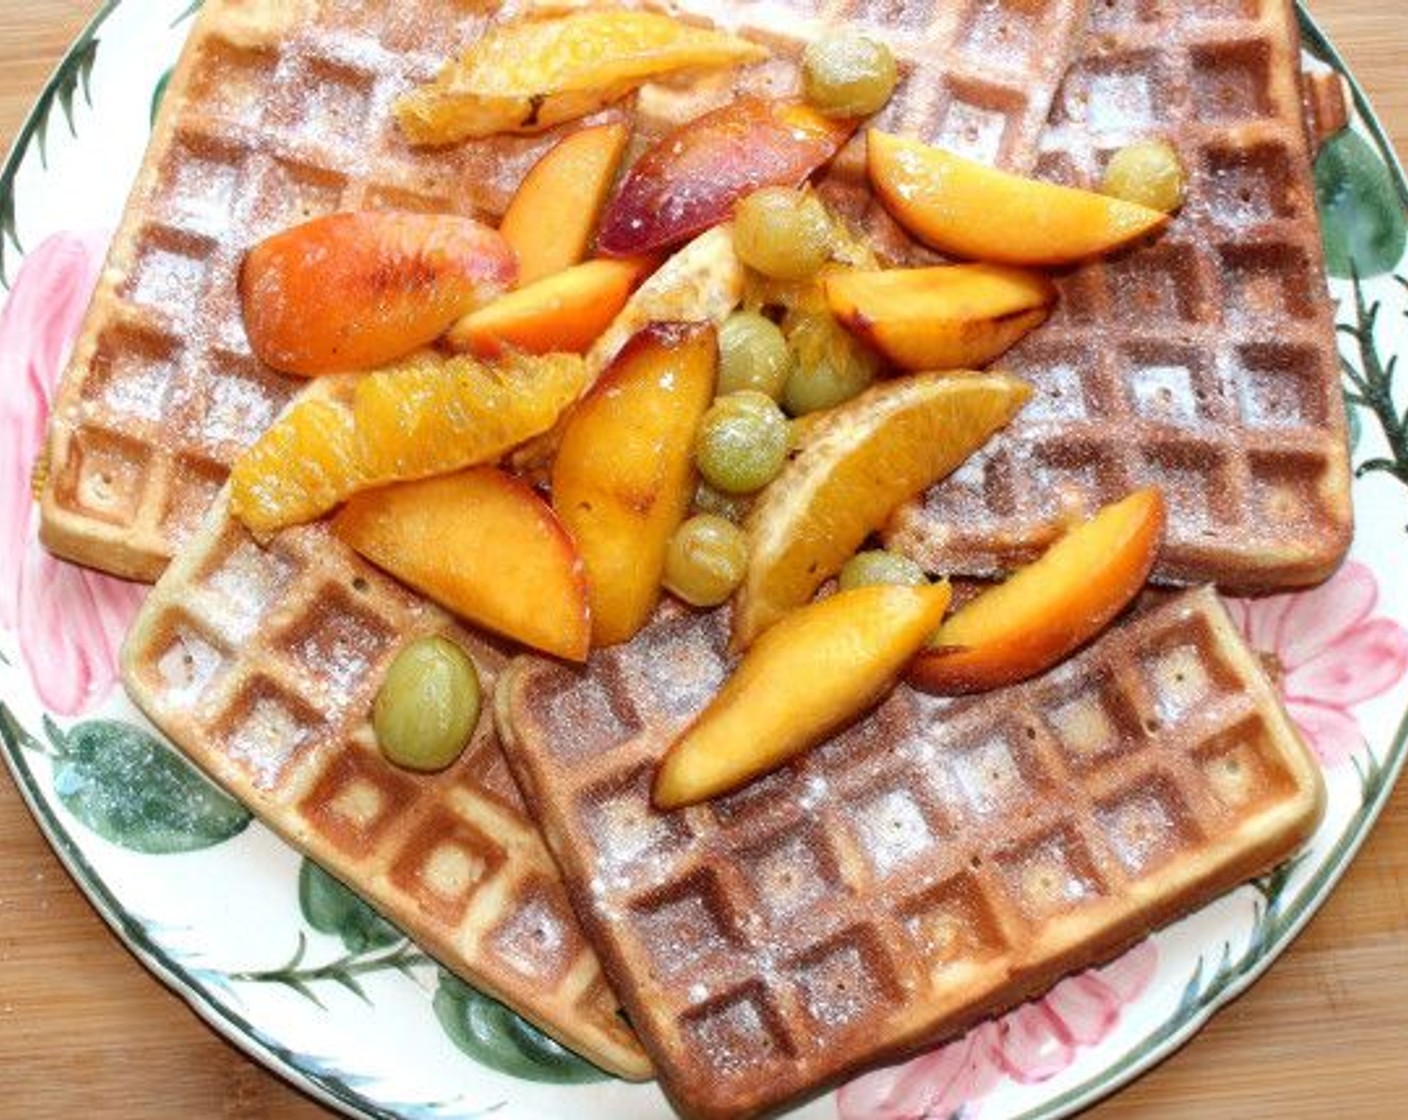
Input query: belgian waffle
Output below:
<box><xmin>38</xmin><ymin>0</ymin><xmax>1090</xmax><ymax>582</ymax></box>
<box><xmin>120</xmin><ymin>487</ymin><xmax>650</xmax><ymax>1079</ymax></box>
<box><xmin>885</xmin><ymin>0</ymin><xmax>1352</xmax><ymax>592</ymax></box>
<box><xmin>497</xmin><ymin>589</ymin><xmax>1323</xmax><ymax>1118</ymax></box>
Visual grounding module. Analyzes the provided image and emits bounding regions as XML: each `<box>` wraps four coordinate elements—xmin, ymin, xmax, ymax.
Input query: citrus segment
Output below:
<box><xmin>733</xmin><ymin>371</ymin><xmax>1031</xmax><ymax>649</ymax></box>
<box><xmin>396</xmin><ymin>11</ymin><xmax>767</xmax><ymax>144</ymax></box>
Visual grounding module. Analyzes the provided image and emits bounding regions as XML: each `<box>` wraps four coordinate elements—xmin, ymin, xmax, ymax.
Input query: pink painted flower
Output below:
<box><xmin>0</xmin><ymin>229</ymin><xmax>145</xmax><ymax>715</ymax></box>
<box><xmin>1223</xmin><ymin>561</ymin><xmax>1408</xmax><ymax>768</ymax></box>
<box><xmin>838</xmin><ymin>940</ymin><xmax>1157</xmax><ymax>1119</ymax></box>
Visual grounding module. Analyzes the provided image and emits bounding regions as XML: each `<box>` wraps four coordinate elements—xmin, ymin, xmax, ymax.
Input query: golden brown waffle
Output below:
<box><xmin>38</xmin><ymin>0</ymin><xmax>1090</xmax><ymax>581</ymax></box>
<box><xmin>498</xmin><ymin>588</ymin><xmax>1323</xmax><ymax>1119</ymax></box>
<box><xmin>886</xmin><ymin>0</ymin><xmax>1352</xmax><ymax>592</ymax></box>
<box><xmin>120</xmin><ymin>487</ymin><xmax>650</xmax><ymax>1079</ymax></box>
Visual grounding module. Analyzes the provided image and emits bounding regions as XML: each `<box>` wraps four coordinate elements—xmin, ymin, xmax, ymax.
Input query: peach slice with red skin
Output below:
<box><xmin>597</xmin><ymin>98</ymin><xmax>856</xmax><ymax>257</ymax></box>
<box><xmin>823</xmin><ymin>264</ymin><xmax>1056</xmax><ymax>371</ymax></box>
<box><xmin>908</xmin><ymin>488</ymin><xmax>1166</xmax><ymax>695</ymax></box>
<box><xmin>499</xmin><ymin>121</ymin><xmax>631</xmax><ymax>284</ymax></box>
<box><xmin>332</xmin><ymin>466</ymin><xmax>591</xmax><ymax>662</ymax></box>
<box><xmin>867</xmin><ymin>130</ymin><xmax>1169</xmax><ymax>266</ymax></box>
<box><xmin>653</xmin><ymin>582</ymin><xmax>953</xmax><ymax>809</ymax></box>
<box><xmin>240</xmin><ymin>211</ymin><xmax>515</xmax><ymax>376</ymax></box>
<box><xmin>445</xmin><ymin>256</ymin><xmax>657</xmax><ymax>358</ymax></box>
<box><xmin>552</xmin><ymin>322</ymin><xmax>718</xmax><ymax>647</ymax></box>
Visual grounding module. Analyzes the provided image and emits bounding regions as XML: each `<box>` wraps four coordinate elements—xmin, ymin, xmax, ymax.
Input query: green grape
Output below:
<box><xmin>733</xmin><ymin>187</ymin><xmax>835</xmax><ymax>281</ymax></box>
<box><xmin>718</xmin><ymin>311</ymin><xmax>793</xmax><ymax>399</ymax></box>
<box><xmin>373</xmin><ymin>636</ymin><xmax>481</xmax><ymax>772</ymax></box>
<box><xmin>838</xmin><ymin>549</ymin><xmax>928</xmax><ymax>591</ymax></box>
<box><xmin>1100</xmin><ymin>140</ymin><xmax>1186</xmax><ymax>213</ymax></box>
<box><xmin>802</xmin><ymin>35</ymin><xmax>899</xmax><ymax>119</ymax></box>
<box><xmin>664</xmin><ymin>515</ymin><xmax>750</xmax><ymax>607</ymax></box>
<box><xmin>695</xmin><ymin>390</ymin><xmax>791</xmax><ymax>494</ymax></box>
<box><xmin>781</xmin><ymin>310</ymin><xmax>879</xmax><ymax>415</ymax></box>
<box><xmin>693</xmin><ymin>480</ymin><xmax>754</xmax><ymax>524</ymax></box>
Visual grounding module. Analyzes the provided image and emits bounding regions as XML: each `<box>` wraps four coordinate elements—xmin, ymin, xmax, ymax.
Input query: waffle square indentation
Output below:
<box><xmin>299</xmin><ymin>744</ymin><xmax>420</xmax><ymax>858</ymax></box>
<box><xmin>1247</xmin><ymin>450</ymin><xmax>1337</xmax><ymax>538</ymax></box>
<box><xmin>1202</xmin><ymin>141</ymin><xmax>1297</xmax><ymax>227</ymax></box>
<box><xmin>1125</xmin><ymin>343</ymin><xmax>1216</xmax><ymax>425</ymax></box>
<box><xmin>389</xmin><ymin>809</ymin><xmax>506</xmax><ymax>926</ymax></box>
<box><xmin>1107</xmin><ymin>244</ymin><xmax>1206</xmax><ymax>323</ymax></box>
<box><xmin>53</xmin><ymin>425</ymin><xmax>151</xmax><ymax>528</ymax></box>
<box><xmin>198</xmin><ymin>352</ymin><xmax>300</xmax><ymax>450</ymax></box>
<box><xmin>82</xmin><ymin>326</ymin><xmax>181</xmax><ymax>425</ymax></box>
<box><xmin>615</xmin><ymin>609</ymin><xmax>728</xmax><ymax>720</ymax></box>
<box><xmin>188</xmin><ymin>39</ymin><xmax>277</xmax><ymax>127</ymax></box>
<box><xmin>158</xmin><ymin>134</ymin><xmax>248</xmax><ymax>235</ymax></box>
<box><xmin>945</xmin><ymin>727</ymin><xmax>1044</xmax><ymax>820</ymax></box>
<box><xmin>293</xmin><ymin>59</ymin><xmax>375</xmax><ymax>147</ymax></box>
<box><xmin>898</xmin><ymin>870</ymin><xmax>1009</xmax><ymax>968</ymax></box>
<box><xmin>1196</xmin><ymin>714</ymin><xmax>1297</xmax><ymax>813</ymax></box>
<box><xmin>523</xmin><ymin>662</ymin><xmax>641</xmax><ymax>764</ymax></box>
<box><xmin>852</xmin><ymin>778</ymin><xmax>944</xmax><ymax>877</ymax></box>
<box><xmin>997</xmin><ymin>827</ymin><xmax>1105</xmax><ymax>918</ymax></box>
<box><xmin>959</xmin><ymin>0</ymin><xmax>1052</xmax><ymax>73</ymax></box>
<box><xmin>790</xmin><ymin>928</ymin><xmax>900</xmax><ymax>1035</ymax></box>
<box><xmin>200</xmin><ymin>532</ymin><xmax>297</xmax><ymax>639</ymax></box>
<box><xmin>1220</xmin><ymin>243</ymin><xmax>1317</xmax><ymax>326</ymax></box>
<box><xmin>738</xmin><ymin>821</ymin><xmax>841</xmax><ymax>920</ymax></box>
<box><xmin>1192</xmin><ymin>41</ymin><xmax>1274</xmax><ymax>122</ymax></box>
<box><xmin>1014</xmin><ymin>342</ymin><xmax>1099</xmax><ymax>422</ymax></box>
<box><xmin>681</xmin><ymin>985</ymin><xmax>793</xmax><ymax>1072</ymax></box>
<box><xmin>162</xmin><ymin>454</ymin><xmax>227</xmax><ymax>549</ymax></box>
<box><xmin>582</xmin><ymin>766</ymin><xmax>693</xmax><ymax>876</ymax></box>
<box><xmin>148</xmin><ymin>616</ymin><xmax>228</xmax><ymax>705</ymax></box>
<box><xmin>1097</xmin><ymin>777</ymin><xmax>1201</xmax><ymax>876</ymax></box>
<box><xmin>217</xmin><ymin>677</ymin><xmax>326</xmax><ymax>791</ymax></box>
<box><xmin>933</xmin><ymin>78</ymin><xmax>1023</xmax><ymax>166</ymax></box>
<box><xmin>245</xmin><ymin>159</ymin><xmax>348</xmax><ymax>241</ymax></box>
<box><xmin>1229</xmin><ymin>344</ymin><xmax>1331</xmax><ymax>431</ymax></box>
<box><xmin>486</xmin><ymin>875</ymin><xmax>587</xmax><ymax>986</ymax></box>
<box><xmin>1141</xmin><ymin>618</ymin><xmax>1237</xmax><ymax>727</ymax></box>
<box><xmin>630</xmin><ymin>872</ymin><xmax>740</xmax><ymax>981</ymax></box>
<box><xmin>1044</xmin><ymin>671</ymin><xmax>1146</xmax><ymax>772</ymax></box>
<box><xmin>283</xmin><ymin>585</ymin><xmax>396</xmax><ymax>693</ymax></box>
<box><xmin>1139</xmin><ymin>443</ymin><xmax>1229</xmax><ymax>534</ymax></box>
<box><xmin>125</xmin><ymin>230</ymin><xmax>214</xmax><ymax>324</ymax></box>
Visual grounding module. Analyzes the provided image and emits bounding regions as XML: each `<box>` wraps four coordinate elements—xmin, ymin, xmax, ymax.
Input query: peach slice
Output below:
<box><xmin>734</xmin><ymin>371</ymin><xmax>1030</xmax><ymax>650</ymax></box>
<box><xmin>499</xmin><ymin>122</ymin><xmax>631</xmax><ymax>284</ymax></box>
<box><xmin>823</xmin><ymin>264</ymin><xmax>1056</xmax><ymax>371</ymax></box>
<box><xmin>396</xmin><ymin>10</ymin><xmax>767</xmax><ymax>144</ymax></box>
<box><xmin>654</xmin><ymin>582</ymin><xmax>952</xmax><ymax>809</ymax></box>
<box><xmin>597</xmin><ymin>98</ymin><xmax>856</xmax><ymax>257</ymax></box>
<box><xmin>909</xmin><ymin>488</ymin><xmax>1166</xmax><ymax>695</ymax></box>
<box><xmin>552</xmin><ymin>322</ymin><xmax>717</xmax><ymax>647</ymax></box>
<box><xmin>445</xmin><ymin>257</ymin><xmax>656</xmax><ymax>358</ymax></box>
<box><xmin>867</xmin><ymin>131</ymin><xmax>1170</xmax><ymax>266</ymax></box>
<box><xmin>240</xmin><ymin>211</ymin><xmax>515</xmax><ymax>376</ymax></box>
<box><xmin>333</xmin><ymin>466</ymin><xmax>590</xmax><ymax>662</ymax></box>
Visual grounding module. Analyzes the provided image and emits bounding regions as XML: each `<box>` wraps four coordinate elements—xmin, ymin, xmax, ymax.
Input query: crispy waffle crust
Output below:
<box><xmin>498</xmin><ymin>590</ymin><xmax>1324</xmax><ymax>1119</ymax></box>
<box><xmin>120</xmin><ymin>485</ymin><xmax>650</xmax><ymax>1079</ymax></box>
<box><xmin>886</xmin><ymin>0</ymin><xmax>1352</xmax><ymax>592</ymax></box>
<box><xmin>38</xmin><ymin>0</ymin><xmax>1090</xmax><ymax>581</ymax></box>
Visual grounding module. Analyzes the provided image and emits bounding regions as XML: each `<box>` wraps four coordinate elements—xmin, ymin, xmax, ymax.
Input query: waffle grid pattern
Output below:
<box><xmin>887</xmin><ymin>0</ymin><xmax>1351</xmax><ymax>591</ymax></box>
<box><xmin>39</xmin><ymin>0</ymin><xmax>1089</xmax><ymax>581</ymax></box>
<box><xmin>122</xmin><ymin>494</ymin><xmax>648</xmax><ymax>1078</ymax></box>
<box><xmin>501</xmin><ymin>589</ymin><xmax>1322</xmax><ymax>1119</ymax></box>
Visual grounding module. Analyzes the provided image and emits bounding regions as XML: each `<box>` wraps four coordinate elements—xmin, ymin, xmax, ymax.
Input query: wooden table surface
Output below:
<box><xmin>1</xmin><ymin>3</ymin><xmax>1405</xmax><ymax>1117</ymax></box>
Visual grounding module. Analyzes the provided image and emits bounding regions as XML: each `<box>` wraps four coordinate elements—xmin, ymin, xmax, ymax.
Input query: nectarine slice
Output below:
<box><xmin>445</xmin><ymin>257</ymin><xmax>656</xmax><ymax>358</ymax></box>
<box><xmin>240</xmin><ymin>211</ymin><xmax>515</xmax><ymax>376</ymax></box>
<box><xmin>597</xmin><ymin>98</ymin><xmax>856</xmax><ymax>257</ymax></box>
<box><xmin>333</xmin><ymin>466</ymin><xmax>591</xmax><ymax>661</ymax></box>
<box><xmin>823</xmin><ymin>264</ymin><xmax>1056</xmax><ymax>371</ymax></box>
<box><xmin>499</xmin><ymin>122</ymin><xmax>631</xmax><ymax>284</ymax></box>
<box><xmin>396</xmin><ymin>10</ymin><xmax>767</xmax><ymax>144</ymax></box>
<box><xmin>909</xmin><ymin>488</ymin><xmax>1166</xmax><ymax>695</ymax></box>
<box><xmin>733</xmin><ymin>371</ymin><xmax>1030</xmax><ymax>650</ymax></box>
<box><xmin>553</xmin><ymin>322</ymin><xmax>717</xmax><ymax>647</ymax></box>
<box><xmin>654</xmin><ymin>582</ymin><xmax>953</xmax><ymax>809</ymax></box>
<box><xmin>867</xmin><ymin>131</ymin><xmax>1169</xmax><ymax>266</ymax></box>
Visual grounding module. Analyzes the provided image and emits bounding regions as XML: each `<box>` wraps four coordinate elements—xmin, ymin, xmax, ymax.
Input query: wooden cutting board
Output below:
<box><xmin>0</xmin><ymin>2</ymin><xmax>1404</xmax><ymax>1117</ymax></box>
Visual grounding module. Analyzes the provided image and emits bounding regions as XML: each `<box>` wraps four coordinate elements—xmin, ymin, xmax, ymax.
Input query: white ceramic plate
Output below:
<box><xmin>2</xmin><ymin>4</ymin><xmax>1406</xmax><ymax>1117</ymax></box>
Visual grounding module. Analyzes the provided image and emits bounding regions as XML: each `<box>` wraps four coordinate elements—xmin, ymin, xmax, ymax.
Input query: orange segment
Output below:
<box><xmin>500</xmin><ymin>122</ymin><xmax>631</xmax><ymax>283</ymax></box>
<box><xmin>733</xmin><ymin>371</ymin><xmax>1031</xmax><ymax>650</ymax></box>
<box><xmin>353</xmin><ymin>350</ymin><xmax>586</xmax><ymax>480</ymax></box>
<box><xmin>229</xmin><ymin>351</ymin><xmax>586</xmax><ymax>535</ymax></box>
<box><xmin>396</xmin><ymin>11</ymin><xmax>767</xmax><ymax>144</ymax></box>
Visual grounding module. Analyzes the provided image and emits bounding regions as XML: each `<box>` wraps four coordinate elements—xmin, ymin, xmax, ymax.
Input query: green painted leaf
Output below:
<box><xmin>151</xmin><ymin>69</ymin><xmax>174</xmax><ymax>127</ymax></box>
<box><xmin>1345</xmin><ymin>392</ymin><xmax>1363</xmax><ymax>452</ymax></box>
<box><xmin>433</xmin><ymin>972</ymin><xmax>610</xmax><ymax>1084</ymax></box>
<box><xmin>1316</xmin><ymin>129</ymin><xmax>1408</xmax><ymax>279</ymax></box>
<box><xmin>50</xmin><ymin>720</ymin><xmax>251</xmax><ymax>853</ymax></box>
<box><xmin>298</xmin><ymin>859</ymin><xmax>402</xmax><ymax>952</ymax></box>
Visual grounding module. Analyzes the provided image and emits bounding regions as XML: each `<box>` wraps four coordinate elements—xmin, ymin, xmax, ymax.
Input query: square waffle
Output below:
<box><xmin>37</xmin><ymin>0</ymin><xmax>1091</xmax><ymax>581</ymax></box>
<box><xmin>497</xmin><ymin>589</ymin><xmax>1324</xmax><ymax>1118</ymax></box>
<box><xmin>885</xmin><ymin>0</ymin><xmax>1353</xmax><ymax>592</ymax></box>
<box><xmin>121</xmin><ymin>485</ymin><xmax>650</xmax><ymax>1079</ymax></box>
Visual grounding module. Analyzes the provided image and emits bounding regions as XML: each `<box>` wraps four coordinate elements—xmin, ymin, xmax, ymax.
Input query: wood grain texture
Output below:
<box><xmin>0</xmin><ymin>3</ymin><xmax>1404</xmax><ymax>1117</ymax></box>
